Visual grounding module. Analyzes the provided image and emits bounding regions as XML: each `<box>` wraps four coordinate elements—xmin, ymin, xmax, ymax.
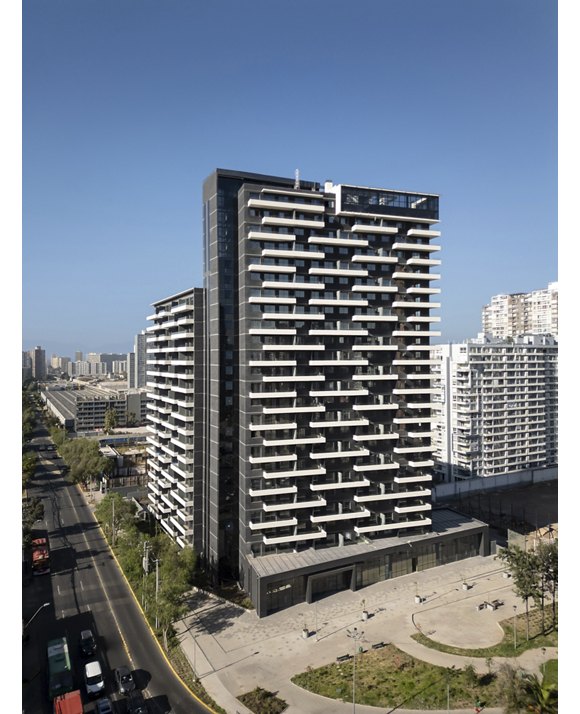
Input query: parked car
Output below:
<box><xmin>114</xmin><ymin>665</ymin><xmax>135</xmax><ymax>695</ymax></box>
<box><xmin>126</xmin><ymin>690</ymin><xmax>147</xmax><ymax>714</ymax></box>
<box><xmin>96</xmin><ymin>697</ymin><xmax>114</xmax><ymax>714</ymax></box>
<box><xmin>80</xmin><ymin>629</ymin><xmax>97</xmax><ymax>658</ymax></box>
<box><xmin>84</xmin><ymin>660</ymin><xmax>105</xmax><ymax>697</ymax></box>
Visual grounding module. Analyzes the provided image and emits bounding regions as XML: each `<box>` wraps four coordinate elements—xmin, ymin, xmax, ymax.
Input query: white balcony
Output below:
<box><xmin>309</xmin><ymin>298</ymin><xmax>368</xmax><ymax>306</ymax></box>
<box><xmin>358</xmin><ymin>345</ymin><xmax>398</xmax><ymax>351</ymax></box>
<box><xmin>263</xmin><ymin>498</ymin><xmax>327</xmax><ymax>512</ymax></box>
<box><xmin>249</xmin><ymin>329</ymin><xmax>297</xmax><ymax>336</ymax></box>
<box><xmin>249</xmin><ymin>264</ymin><xmax>296</xmax><ymax>274</ymax></box>
<box><xmin>309</xmin><ymin>329</ymin><xmax>369</xmax><ymax>336</ymax></box>
<box><xmin>310</xmin><ymin>448</ymin><xmax>370</xmax><ymax>459</ymax></box>
<box><xmin>249</xmin><ymin>518</ymin><xmax>298</xmax><ymax>530</ymax></box>
<box><xmin>407</xmin><ymin>228</ymin><xmax>441</xmax><ymax>238</ymax></box>
<box><xmin>311</xmin><ymin>510</ymin><xmax>371</xmax><ymax>523</ymax></box>
<box><xmin>263</xmin><ymin>436</ymin><xmax>326</xmax><ymax>447</ymax></box>
<box><xmin>392</xmin><ymin>388</ymin><xmax>439</xmax><ymax>395</ymax></box>
<box><xmin>263</xmin><ymin>405</ymin><xmax>326</xmax><ymax>414</ymax></box>
<box><xmin>249</xmin><ymin>360</ymin><xmax>297</xmax><ymax>367</ymax></box>
<box><xmin>353</xmin><ymin>462</ymin><xmax>399</xmax><ymax>472</ymax></box>
<box><xmin>354</xmin><ymin>489</ymin><xmax>430</xmax><ymax>502</ymax></box>
<box><xmin>262</xmin><ymin>248</ymin><xmax>325</xmax><ymax>260</ymax></box>
<box><xmin>352</xmin><ymin>373</ymin><xmax>397</xmax><ymax>381</ymax></box>
<box><xmin>249</xmin><ymin>486</ymin><xmax>298</xmax><ymax>497</ymax></box>
<box><xmin>309</xmin><ymin>267</ymin><xmax>369</xmax><ymax>277</ymax></box>
<box><xmin>408</xmin><ymin>459</ymin><xmax>435</xmax><ymax>468</ymax></box>
<box><xmin>406</xmin><ymin>258</ymin><xmax>441</xmax><ymax>267</ymax></box>
<box><xmin>309</xmin><ymin>418</ymin><xmax>369</xmax><ymax>428</ymax></box>
<box><xmin>352</xmin><ymin>314</ymin><xmax>397</xmax><ymax>322</ymax></box>
<box><xmin>350</xmin><ymin>285</ymin><xmax>398</xmax><ymax>293</ymax></box>
<box><xmin>353</xmin><ymin>432</ymin><xmax>399</xmax><ymax>442</ymax></box>
<box><xmin>249</xmin><ymin>391</ymin><xmax>297</xmax><ymax>399</ymax></box>
<box><xmin>351</xmin><ymin>255</ymin><xmax>398</xmax><ymax>264</ymax></box>
<box><xmin>248</xmin><ymin>230</ymin><xmax>296</xmax><ymax>242</ymax></box>
<box><xmin>263</xmin><ymin>530</ymin><xmax>327</xmax><ymax>545</ymax></box>
<box><xmin>249</xmin><ymin>454</ymin><xmax>297</xmax><ymax>465</ymax></box>
<box><xmin>351</xmin><ymin>224</ymin><xmax>398</xmax><ymax>234</ymax></box>
<box><xmin>353</xmin><ymin>403</ymin><xmax>398</xmax><ymax>411</ymax></box>
<box><xmin>406</xmin><ymin>287</ymin><xmax>441</xmax><ymax>295</ymax></box>
<box><xmin>406</xmin><ymin>315</ymin><xmax>441</xmax><ymax>323</ymax></box>
<box><xmin>395</xmin><ymin>504</ymin><xmax>432</xmax><ymax>514</ymax></box>
<box><xmin>354</xmin><ymin>518</ymin><xmax>432</xmax><ymax>534</ymax></box>
<box><xmin>310</xmin><ymin>479</ymin><xmax>370</xmax><ymax>491</ymax></box>
<box><xmin>263</xmin><ymin>466</ymin><xmax>326</xmax><ymax>479</ymax></box>
<box><xmin>393</xmin><ymin>445</ymin><xmax>435</xmax><ymax>454</ymax></box>
<box><xmin>262</xmin><ymin>280</ymin><xmax>325</xmax><ymax>291</ymax></box>
<box><xmin>249</xmin><ymin>198</ymin><xmax>325</xmax><ymax>213</ymax></box>
<box><xmin>261</xmin><ymin>313</ymin><xmax>324</xmax><ymax>321</ymax></box>
<box><xmin>395</xmin><ymin>474</ymin><xmax>433</xmax><ymax>483</ymax></box>
<box><xmin>392</xmin><ymin>242</ymin><xmax>440</xmax><ymax>252</ymax></box>
<box><xmin>392</xmin><ymin>330</ymin><xmax>441</xmax><ymax>337</ymax></box>
<box><xmin>263</xmin><ymin>374</ymin><xmax>325</xmax><ymax>383</ymax></box>
<box><xmin>249</xmin><ymin>296</ymin><xmax>297</xmax><ymax>305</ymax></box>
<box><xmin>309</xmin><ymin>359</ymin><xmax>369</xmax><ymax>366</ymax></box>
<box><xmin>261</xmin><ymin>344</ymin><xmax>326</xmax><ymax>351</ymax></box>
<box><xmin>392</xmin><ymin>272</ymin><xmax>440</xmax><ymax>281</ymax></box>
<box><xmin>308</xmin><ymin>236</ymin><xmax>368</xmax><ymax>247</ymax></box>
<box><xmin>309</xmin><ymin>388</ymin><xmax>368</xmax><ymax>397</ymax></box>
<box><xmin>393</xmin><ymin>417</ymin><xmax>438</xmax><ymax>424</ymax></box>
<box><xmin>392</xmin><ymin>301</ymin><xmax>441</xmax><ymax>309</ymax></box>
<box><xmin>249</xmin><ymin>421</ymin><xmax>297</xmax><ymax>431</ymax></box>
<box><xmin>262</xmin><ymin>216</ymin><xmax>324</xmax><ymax>228</ymax></box>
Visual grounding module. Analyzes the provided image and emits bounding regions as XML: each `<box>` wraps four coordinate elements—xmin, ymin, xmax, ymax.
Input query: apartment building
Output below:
<box><xmin>481</xmin><ymin>282</ymin><xmax>558</xmax><ymax>339</ymax></box>
<box><xmin>432</xmin><ymin>334</ymin><xmax>558</xmax><ymax>481</ymax></box>
<box><xmin>146</xmin><ymin>169</ymin><xmax>489</xmax><ymax>616</ymax></box>
<box><xmin>30</xmin><ymin>345</ymin><xmax>47</xmax><ymax>380</ymax></box>
<box><xmin>145</xmin><ymin>288</ymin><xmax>205</xmax><ymax>552</ymax></box>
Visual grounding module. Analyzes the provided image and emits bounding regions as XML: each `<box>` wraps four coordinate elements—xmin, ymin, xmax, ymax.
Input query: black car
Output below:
<box><xmin>115</xmin><ymin>665</ymin><xmax>136</xmax><ymax>695</ymax></box>
<box><xmin>80</xmin><ymin>629</ymin><xmax>97</xmax><ymax>658</ymax></box>
<box><xmin>126</xmin><ymin>690</ymin><xmax>147</xmax><ymax>714</ymax></box>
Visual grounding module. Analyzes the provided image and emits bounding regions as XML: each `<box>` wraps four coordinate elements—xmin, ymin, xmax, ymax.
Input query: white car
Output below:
<box><xmin>84</xmin><ymin>660</ymin><xmax>105</xmax><ymax>697</ymax></box>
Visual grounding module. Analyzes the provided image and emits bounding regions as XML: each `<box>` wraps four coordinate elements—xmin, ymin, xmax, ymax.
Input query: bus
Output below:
<box><xmin>32</xmin><ymin>534</ymin><xmax>50</xmax><ymax>575</ymax></box>
<box><xmin>53</xmin><ymin>689</ymin><xmax>83</xmax><ymax>714</ymax></box>
<box><xmin>47</xmin><ymin>637</ymin><xmax>74</xmax><ymax>701</ymax></box>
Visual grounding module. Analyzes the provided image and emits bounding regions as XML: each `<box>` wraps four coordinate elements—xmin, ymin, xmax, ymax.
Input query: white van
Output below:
<box><xmin>84</xmin><ymin>660</ymin><xmax>105</xmax><ymax>697</ymax></box>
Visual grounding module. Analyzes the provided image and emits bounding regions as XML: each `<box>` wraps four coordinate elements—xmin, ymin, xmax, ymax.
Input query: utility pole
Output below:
<box><xmin>154</xmin><ymin>557</ymin><xmax>160</xmax><ymax>629</ymax></box>
<box><xmin>346</xmin><ymin>627</ymin><xmax>364</xmax><ymax>714</ymax></box>
<box><xmin>111</xmin><ymin>497</ymin><xmax>115</xmax><ymax>547</ymax></box>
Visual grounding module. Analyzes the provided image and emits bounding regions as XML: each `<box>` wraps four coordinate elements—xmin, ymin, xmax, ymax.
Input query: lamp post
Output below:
<box><xmin>513</xmin><ymin>605</ymin><xmax>517</xmax><ymax>651</ymax></box>
<box><xmin>23</xmin><ymin>602</ymin><xmax>50</xmax><ymax>631</ymax></box>
<box><xmin>541</xmin><ymin>647</ymin><xmax>546</xmax><ymax>678</ymax></box>
<box><xmin>346</xmin><ymin>627</ymin><xmax>364</xmax><ymax>714</ymax></box>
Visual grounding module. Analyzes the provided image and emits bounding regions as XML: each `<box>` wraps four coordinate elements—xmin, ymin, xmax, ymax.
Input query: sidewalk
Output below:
<box><xmin>175</xmin><ymin>555</ymin><xmax>557</xmax><ymax>714</ymax></box>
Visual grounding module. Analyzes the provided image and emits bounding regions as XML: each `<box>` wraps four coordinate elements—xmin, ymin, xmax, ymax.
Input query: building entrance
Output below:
<box><xmin>306</xmin><ymin>565</ymin><xmax>355</xmax><ymax>603</ymax></box>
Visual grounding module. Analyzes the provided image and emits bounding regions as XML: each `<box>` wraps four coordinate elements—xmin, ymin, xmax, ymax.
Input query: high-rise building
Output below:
<box><xmin>481</xmin><ymin>282</ymin><xmax>558</xmax><ymax>339</ymax></box>
<box><xmin>30</xmin><ymin>346</ymin><xmax>47</xmax><ymax>380</ymax></box>
<box><xmin>75</xmin><ymin>351</ymin><xmax>84</xmax><ymax>362</ymax></box>
<box><xmin>127</xmin><ymin>352</ymin><xmax>136</xmax><ymax>388</ymax></box>
<box><xmin>147</xmin><ymin>169</ymin><xmax>490</xmax><ymax>616</ymax></box>
<box><xmin>432</xmin><ymin>334</ymin><xmax>558</xmax><ymax>481</ymax></box>
<box><xmin>146</xmin><ymin>288</ymin><xmax>205</xmax><ymax>551</ymax></box>
<box><xmin>134</xmin><ymin>332</ymin><xmax>148</xmax><ymax>388</ymax></box>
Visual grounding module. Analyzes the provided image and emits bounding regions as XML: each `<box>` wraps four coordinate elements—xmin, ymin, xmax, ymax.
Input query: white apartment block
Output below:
<box><xmin>481</xmin><ymin>282</ymin><xmax>558</xmax><ymax>339</ymax></box>
<box><xmin>432</xmin><ymin>334</ymin><xmax>558</xmax><ymax>481</ymax></box>
<box><xmin>145</xmin><ymin>288</ymin><xmax>205</xmax><ymax>551</ymax></box>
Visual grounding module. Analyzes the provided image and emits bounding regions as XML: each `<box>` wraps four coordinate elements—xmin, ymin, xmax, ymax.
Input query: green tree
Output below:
<box><xmin>498</xmin><ymin>545</ymin><xmax>539</xmax><ymax>641</ymax></box>
<box><xmin>22</xmin><ymin>496</ymin><xmax>44</xmax><ymax>548</ymax></box>
<box><xmin>521</xmin><ymin>672</ymin><xmax>558</xmax><ymax>713</ymax></box>
<box><xmin>535</xmin><ymin>540</ymin><xmax>558</xmax><ymax>632</ymax></box>
<box><xmin>22</xmin><ymin>451</ymin><xmax>38</xmax><ymax>489</ymax></box>
<box><xmin>497</xmin><ymin>663</ymin><xmax>529</xmax><ymax>713</ymax></box>
<box><xmin>104</xmin><ymin>407</ymin><xmax>118</xmax><ymax>434</ymax></box>
<box><xmin>94</xmin><ymin>493</ymin><xmax>136</xmax><ymax>543</ymax></box>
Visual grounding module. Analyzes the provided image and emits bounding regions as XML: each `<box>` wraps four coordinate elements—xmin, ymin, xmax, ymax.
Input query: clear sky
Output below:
<box><xmin>22</xmin><ymin>0</ymin><xmax>557</xmax><ymax>358</ymax></box>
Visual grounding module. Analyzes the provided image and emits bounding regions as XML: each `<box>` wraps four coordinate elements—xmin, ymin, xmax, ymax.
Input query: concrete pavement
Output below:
<box><xmin>175</xmin><ymin>555</ymin><xmax>557</xmax><ymax>714</ymax></box>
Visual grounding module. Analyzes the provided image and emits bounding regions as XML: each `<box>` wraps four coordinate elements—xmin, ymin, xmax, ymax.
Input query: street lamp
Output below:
<box><xmin>541</xmin><ymin>647</ymin><xmax>546</xmax><ymax>678</ymax></box>
<box><xmin>346</xmin><ymin>627</ymin><xmax>364</xmax><ymax>714</ymax></box>
<box><xmin>23</xmin><ymin>602</ymin><xmax>50</xmax><ymax>631</ymax></box>
<box><xmin>513</xmin><ymin>605</ymin><xmax>517</xmax><ymax>651</ymax></box>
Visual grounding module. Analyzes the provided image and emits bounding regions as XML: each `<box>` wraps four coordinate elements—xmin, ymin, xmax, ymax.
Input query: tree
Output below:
<box><xmin>94</xmin><ymin>493</ymin><xmax>136</xmax><ymax>543</ymax></box>
<box><xmin>104</xmin><ymin>408</ymin><xmax>118</xmax><ymax>434</ymax></box>
<box><xmin>497</xmin><ymin>663</ymin><xmax>529</xmax><ymax>713</ymax></box>
<box><xmin>535</xmin><ymin>540</ymin><xmax>558</xmax><ymax>632</ymax></box>
<box><xmin>22</xmin><ymin>497</ymin><xmax>45</xmax><ymax>547</ymax></box>
<box><xmin>521</xmin><ymin>672</ymin><xmax>558</xmax><ymax>713</ymax></box>
<box><xmin>22</xmin><ymin>451</ymin><xmax>38</xmax><ymax>489</ymax></box>
<box><xmin>498</xmin><ymin>545</ymin><xmax>539</xmax><ymax>641</ymax></box>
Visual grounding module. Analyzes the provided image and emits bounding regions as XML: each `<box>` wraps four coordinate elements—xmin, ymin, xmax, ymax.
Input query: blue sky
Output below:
<box><xmin>22</xmin><ymin>0</ymin><xmax>557</xmax><ymax>358</ymax></box>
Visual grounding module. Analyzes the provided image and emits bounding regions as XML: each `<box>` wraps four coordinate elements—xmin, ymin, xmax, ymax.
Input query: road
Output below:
<box><xmin>22</xmin><ymin>419</ymin><xmax>215</xmax><ymax>714</ymax></box>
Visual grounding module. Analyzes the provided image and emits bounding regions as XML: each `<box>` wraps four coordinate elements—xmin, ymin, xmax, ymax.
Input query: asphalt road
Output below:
<box><xmin>22</xmin><ymin>421</ymin><xmax>215</xmax><ymax>714</ymax></box>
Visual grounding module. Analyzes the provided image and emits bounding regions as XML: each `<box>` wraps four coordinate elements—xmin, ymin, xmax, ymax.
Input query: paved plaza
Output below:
<box><xmin>175</xmin><ymin>555</ymin><xmax>557</xmax><ymax>714</ymax></box>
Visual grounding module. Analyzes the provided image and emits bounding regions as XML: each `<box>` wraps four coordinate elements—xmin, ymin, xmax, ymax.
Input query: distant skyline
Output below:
<box><xmin>23</xmin><ymin>0</ymin><xmax>557</xmax><ymax>357</ymax></box>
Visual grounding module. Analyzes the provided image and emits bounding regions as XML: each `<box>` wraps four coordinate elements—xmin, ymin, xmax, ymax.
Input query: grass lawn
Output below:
<box><xmin>543</xmin><ymin>659</ymin><xmax>557</xmax><ymax>687</ymax></box>
<box><xmin>292</xmin><ymin>644</ymin><xmax>501</xmax><ymax>710</ymax></box>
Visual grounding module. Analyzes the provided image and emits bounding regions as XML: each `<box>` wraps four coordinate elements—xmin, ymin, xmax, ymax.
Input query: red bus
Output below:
<box><xmin>31</xmin><ymin>536</ymin><xmax>50</xmax><ymax>575</ymax></box>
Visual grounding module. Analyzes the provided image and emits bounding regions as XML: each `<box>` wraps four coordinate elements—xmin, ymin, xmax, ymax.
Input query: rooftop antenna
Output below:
<box><xmin>294</xmin><ymin>169</ymin><xmax>300</xmax><ymax>189</ymax></box>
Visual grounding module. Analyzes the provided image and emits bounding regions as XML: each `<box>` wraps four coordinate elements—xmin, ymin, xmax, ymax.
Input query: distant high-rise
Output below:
<box><xmin>134</xmin><ymin>332</ymin><xmax>147</xmax><ymax>387</ymax></box>
<box><xmin>75</xmin><ymin>351</ymin><xmax>84</xmax><ymax>362</ymax></box>
<box><xmin>481</xmin><ymin>282</ymin><xmax>558</xmax><ymax>339</ymax></box>
<box><xmin>432</xmin><ymin>334</ymin><xmax>558</xmax><ymax>481</ymax></box>
<box><xmin>147</xmin><ymin>169</ymin><xmax>490</xmax><ymax>616</ymax></box>
<box><xmin>127</xmin><ymin>352</ymin><xmax>136</xmax><ymax>388</ymax></box>
<box><xmin>30</xmin><ymin>346</ymin><xmax>46</xmax><ymax>380</ymax></box>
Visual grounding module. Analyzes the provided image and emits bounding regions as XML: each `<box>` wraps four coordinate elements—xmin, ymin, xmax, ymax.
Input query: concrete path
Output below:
<box><xmin>174</xmin><ymin>555</ymin><xmax>557</xmax><ymax>714</ymax></box>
